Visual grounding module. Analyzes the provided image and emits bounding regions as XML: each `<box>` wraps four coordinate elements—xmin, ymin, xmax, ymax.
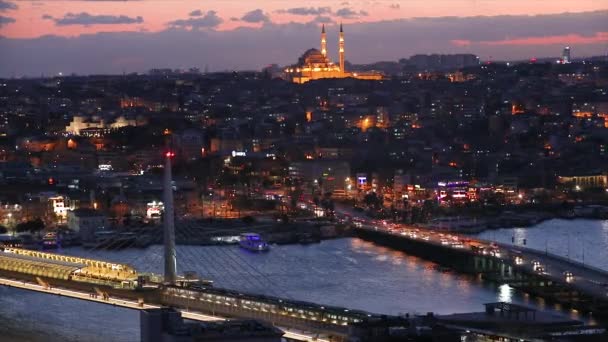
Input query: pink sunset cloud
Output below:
<box><xmin>0</xmin><ymin>0</ymin><xmax>607</xmax><ymax>39</ymax></box>
<box><xmin>452</xmin><ymin>32</ymin><xmax>608</xmax><ymax>47</ymax></box>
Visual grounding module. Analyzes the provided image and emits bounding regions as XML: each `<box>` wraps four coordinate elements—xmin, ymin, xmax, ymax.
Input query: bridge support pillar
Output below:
<box><xmin>163</xmin><ymin>151</ymin><xmax>177</xmax><ymax>284</ymax></box>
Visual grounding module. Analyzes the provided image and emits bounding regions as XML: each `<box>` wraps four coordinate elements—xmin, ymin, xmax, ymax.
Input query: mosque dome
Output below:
<box><xmin>297</xmin><ymin>48</ymin><xmax>331</xmax><ymax>66</ymax></box>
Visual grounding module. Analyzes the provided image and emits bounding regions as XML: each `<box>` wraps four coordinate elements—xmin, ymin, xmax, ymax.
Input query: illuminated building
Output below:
<box><xmin>285</xmin><ymin>24</ymin><xmax>384</xmax><ymax>84</ymax></box>
<box><xmin>558</xmin><ymin>173</ymin><xmax>608</xmax><ymax>190</ymax></box>
<box><xmin>289</xmin><ymin>160</ymin><xmax>350</xmax><ymax>193</ymax></box>
<box><xmin>65</xmin><ymin>115</ymin><xmax>147</xmax><ymax>135</ymax></box>
<box><xmin>49</xmin><ymin>196</ymin><xmax>69</xmax><ymax>219</ymax></box>
<box><xmin>147</xmin><ymin>201</ymin><xmax>164</xmax><ymax>219</ymax></box>
<box><xmin>511</xmin><ymin>102</ymin><xmax>525</xmax><ymax>115</ymax></box>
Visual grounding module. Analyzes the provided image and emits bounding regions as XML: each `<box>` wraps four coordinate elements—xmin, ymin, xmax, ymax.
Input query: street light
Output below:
<box><xmin>7</xmin><ymin>213</ymin><xmax>13</xmax><ymax>236</ymax></box>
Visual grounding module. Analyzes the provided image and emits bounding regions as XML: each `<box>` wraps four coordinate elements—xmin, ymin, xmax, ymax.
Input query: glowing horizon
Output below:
<box><xmin>1</xmin><ymin>0</ymin><xmax>607</xmax><ymax>39</ymax></box>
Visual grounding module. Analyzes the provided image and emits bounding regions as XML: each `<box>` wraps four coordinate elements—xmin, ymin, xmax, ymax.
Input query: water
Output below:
<box><xmin>2</xmin><ymin>220</ymin><xmax>605</xmax><ymax>341</ymax></box>
<box><xmin>475</xmin><ymin>219</ymin><xmax>608</xmax><ymax>271</ymax></box>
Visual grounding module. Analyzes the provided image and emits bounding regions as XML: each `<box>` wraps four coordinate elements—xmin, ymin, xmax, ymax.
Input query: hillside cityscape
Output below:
<box><xmin>1</xmin><ymin>1</ymin><xmax>608</xmax><ymax>342</ymax></box>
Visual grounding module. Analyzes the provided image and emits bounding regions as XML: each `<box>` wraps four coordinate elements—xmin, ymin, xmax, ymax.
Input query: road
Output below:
<box><xmin>0</xmin><ymin>276</ymin><xmax>329</xmax><ymax>341</ymax></box>
<box><xmin>334</xmin><ymin>203</ymin><xmax>608</xmax><ymax>301</ymax></box>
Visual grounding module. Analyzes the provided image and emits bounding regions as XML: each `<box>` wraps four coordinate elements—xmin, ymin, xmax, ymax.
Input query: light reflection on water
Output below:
<box><xmin>1</xmin><ymin>225</ymin><xmax>604</xmax><ymax>341</ymax></box>
<box><xmin>498</xmin><ymin>284</ymin><xmax>513</xmax><ymax>303</ymax></box>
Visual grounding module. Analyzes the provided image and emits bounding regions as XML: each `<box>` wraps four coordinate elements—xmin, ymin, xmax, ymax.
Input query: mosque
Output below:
<box><xmin>284</xmin><ymin>24</ymin><xmax>384</xmax><ymax>84</ymax></box>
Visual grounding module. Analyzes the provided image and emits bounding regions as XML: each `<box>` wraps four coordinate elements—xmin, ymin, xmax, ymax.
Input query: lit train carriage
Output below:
<box><xmin>191</xmin><ymin>286</ymin><xmax>375</xmax><ymax>326</ymax></box>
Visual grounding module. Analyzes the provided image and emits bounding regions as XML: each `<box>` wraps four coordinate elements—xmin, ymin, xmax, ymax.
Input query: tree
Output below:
<box><xmin>15</xmin><ymin>218</ymin><xmax>45</xmax><ymax>235</ymax></box>
<box><xmin>363</xmin><ymin>192</ymin><xmax>382</xmax><ymax>210</ymax></box>
<box><xmin>0</xmin><ymin>225</ymin><xmax>7</xmax><ymax>234</ymax></box>
<box><xmin>242</xmin><ymin>216</ymin><xmax>256</xmax><ymax>224</ymax></box>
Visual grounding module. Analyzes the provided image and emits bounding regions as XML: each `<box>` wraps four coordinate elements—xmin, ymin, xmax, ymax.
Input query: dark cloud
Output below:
<box><xmin>311</xmin><ymin>16</ymin><xmax>334</xmax><ymax>24</ymax></box>
<box><xmin>189</xmin><ymin>9</ymin><xmax>203</xmax><ymax>17</ymax></box>
<box><xmin>389</xmin><ymin>4</ymin><xmax>400</xmax><ymax>10</ymax></box>
<box><xmin>167</xmin><ymin>10</ymin><xmax>222</xmax><ymax>29</ymax></box>
<box><xmin>241</xmin><ymin>9</ymin><xmax>269</xmax><ymax>23</ymax></box>
<box><xmin>277</xmin><ymin>7</ymin><xmax>332</xmax><ymax>16</ymax></box>
<box><xmin>0</xmin><ymin>0</ymin><xmax>17</xmax><ymax>11</ymax></box>
<box><xmin>335</xmin><ymin>8</ymin><xmax>369</xmax><ymax>19</ymax></box>
<box><xmin>42</xmin><ymin>12</ymin><xmax>143</xmax><ymax>26</ymax></box>
<box><xmin>0</xmin><ymin>15</ymin><xmax>14</xmax><ymax>26</ymax></box>
<box><xmin>2</xmin><ymin>11</ymin><xmax>607</xmax><ymax>77</ymax></box>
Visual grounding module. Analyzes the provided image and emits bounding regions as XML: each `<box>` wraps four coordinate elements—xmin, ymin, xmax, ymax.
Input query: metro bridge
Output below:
<box><xmin>0</xmin><ymin>246</ymin><xmax>395</xmax><ymax>341</ymax></box>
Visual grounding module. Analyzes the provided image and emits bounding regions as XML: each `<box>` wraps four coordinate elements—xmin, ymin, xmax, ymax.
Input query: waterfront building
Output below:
<box><xmin>558</xmin><ymin>173</ymin><xmax>608</xmax><ymax>190</ymax></box>
<box><xmin>289</xmin><ymin>160</ymin><xmax>351</xmax><ymax>193</ymax></box>
<box><xmin>67</xmin><ymin>208</ymin><xmax>108</xmax><ymax>242</ymax></box>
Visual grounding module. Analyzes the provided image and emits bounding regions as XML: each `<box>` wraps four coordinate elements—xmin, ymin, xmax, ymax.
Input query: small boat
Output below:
<box><xmin>41</xmin><ymin>232</ymin><xmax>61</xmax><ymax>249</ymax></box>
<box><xmin>239</xmin><ymin>233</ymin><xmax>269</xmax><ymax>252</ymax></box>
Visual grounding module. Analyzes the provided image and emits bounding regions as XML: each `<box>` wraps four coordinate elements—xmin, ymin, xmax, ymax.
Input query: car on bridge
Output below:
<box><xmin>489</xmin><ymin>248</ymin><xmax>501</xmax><ymax>258</ymax></box>
<box><xmin>532</xmin><ymin>261</ymin><xmax>546</xmax><ymax>274</ymax></box>
<box><xmin>451</xmin><ymin>241</ymin><xmax>465</xmax><ymax>248</ymax></box>
<box><xmin>564</xmin><ymin>271</ymin><xmax>574</xmax><ymax>282</ymax></box>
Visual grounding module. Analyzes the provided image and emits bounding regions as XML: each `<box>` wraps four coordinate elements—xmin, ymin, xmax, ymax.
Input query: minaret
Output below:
<box><xmin>320</xmin><ymin>24</ymin><xmax>327</xmax><ymax>58</ymax></box>
<box><xmin>339</xmin><ymin>23</ymin><xmax>345</xmax><ymax>74</ymax></box>
<box><xmin>163</xmin><ymin>149</ymin><xmax>177</xmax><ymax>284</ymax></box>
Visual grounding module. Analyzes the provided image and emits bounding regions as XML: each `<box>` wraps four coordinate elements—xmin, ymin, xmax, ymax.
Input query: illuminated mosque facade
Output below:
<box><xmin>285</xmin><ymin>24</ymin><xmax>384</xmax><ymax>84</ymax></box>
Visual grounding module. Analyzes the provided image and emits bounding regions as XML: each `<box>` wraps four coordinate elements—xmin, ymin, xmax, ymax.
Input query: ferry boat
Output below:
<box><xmin>41</xmin><ymin>232</ymin><xmax>61</xmax><ymax>249</ymax></box>
<box><xmin>239</xmin><ymin>233</ymin><xmax>269</xmax><ymax>252</ymax></box>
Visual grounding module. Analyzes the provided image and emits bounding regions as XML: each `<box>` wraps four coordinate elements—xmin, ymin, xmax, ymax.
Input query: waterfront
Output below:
<box><xmin>1</xmin><ymin>219</ymin><xmax>607</xmax><ymax>341</ymax></box>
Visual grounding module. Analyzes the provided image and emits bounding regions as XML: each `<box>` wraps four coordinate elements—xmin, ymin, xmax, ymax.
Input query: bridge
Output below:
<box><xmin>0</xmin><ymin>154</ymin><xmax>404</xmax><ymax>342</ymax></box>
<box><xmin>337</xmin><ymin>207</ymin><xmax>608</xmax><ymax>317</ymax></box>
<box><xmin>0</xmin><ymin>245</ymin><xmax>401</xmax><ymax>341</ymax></box>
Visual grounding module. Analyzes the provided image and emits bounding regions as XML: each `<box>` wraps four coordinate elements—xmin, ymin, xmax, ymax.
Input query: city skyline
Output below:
<box><xmin>0</xmin><ymin>0</ymin><xmax>607</xmax><ymax>76</ymax></box>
